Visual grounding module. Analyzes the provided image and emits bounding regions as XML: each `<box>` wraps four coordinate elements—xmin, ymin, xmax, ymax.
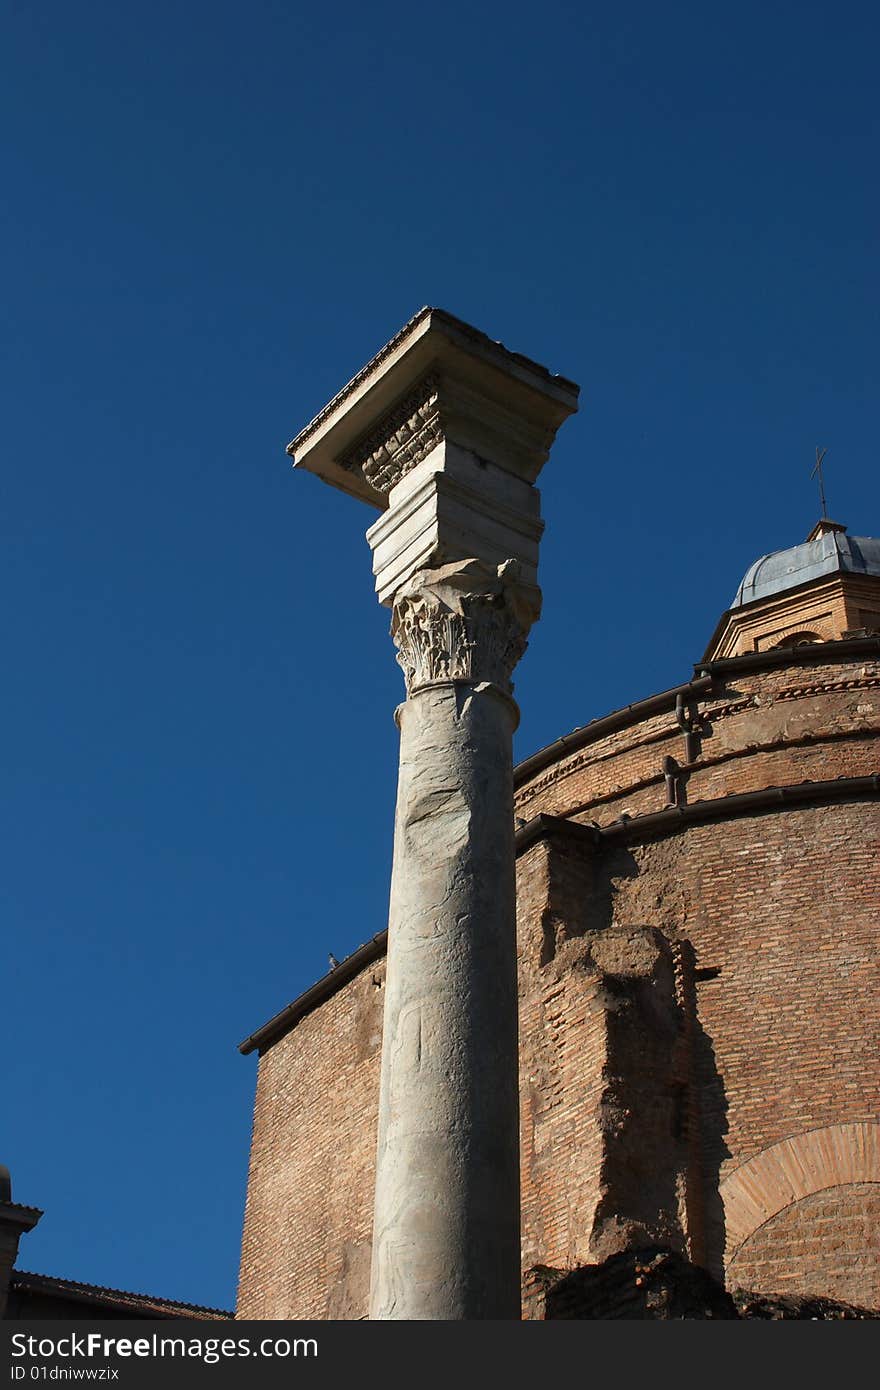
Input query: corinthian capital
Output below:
<box><xmin>390</xmin><ymin>558</ymin><xmax>541</xmax><ymax>697</ymax></box>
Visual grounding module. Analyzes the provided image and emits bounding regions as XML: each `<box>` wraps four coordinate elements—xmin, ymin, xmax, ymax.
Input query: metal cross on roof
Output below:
<box><xmin>811</xmin><ymin>446</ymin><xmax>829</xmax><ymax>519</ymax></box>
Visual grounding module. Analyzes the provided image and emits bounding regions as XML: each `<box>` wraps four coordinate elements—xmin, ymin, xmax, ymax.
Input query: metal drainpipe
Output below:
<box><xmin>662</xmin><ymin>754</ymin><xmax>680</xmax><ymax>807</ymax></box>
<box><xmin>675</xmin><ymin>691</ymin><xmax>701</xmax><ymax>764</ymax></box>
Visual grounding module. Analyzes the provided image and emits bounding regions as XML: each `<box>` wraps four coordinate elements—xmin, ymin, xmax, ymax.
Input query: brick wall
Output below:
<box><xmin>727</xmin><ymin>1184</ymin><xmax>880</xmax><ymax>1307</ymax></box>
<box><xmin>236</xmin><ymin>647</ymin><xmax>879</xmax><ymax>1316</ymax></box>
<box><xmin>514</xmin><ymin>843</ymin><xmax>608</xmax><ymax>1275</ymax></box>
<box><xmin>510</xmin><ymin>650</ymin><xmax>879</xmax><ymax>1289</ymax></box>
<box><xmin>514</xmin><ymin>658</ymin><xmax>880</xmax><ymax>827</ymax></box>
<box><xmin>236</xmin><ymin>962</ymin><xmax>385</xmax><ymax>1319</ymax></box>
<box><xmin>708</xmin><ymin>572</ymin><xmax>880</xmax><ymax>658</ymax></box>
<box><xmin>606</xmin><ymin>804</ymin><xmax>879</xmax><ymax>1278</ymax></box>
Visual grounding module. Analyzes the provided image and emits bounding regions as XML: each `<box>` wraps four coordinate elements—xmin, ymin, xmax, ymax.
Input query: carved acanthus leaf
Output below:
<box><xmin>390</xmin><ymin>559</ymin><xmax>541</xmax><ymax>696</ymax></box>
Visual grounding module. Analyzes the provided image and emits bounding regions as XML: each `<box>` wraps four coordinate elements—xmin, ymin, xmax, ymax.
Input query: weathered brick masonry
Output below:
<box><xmin>238</xmin><ymin>962</ymin><xmax>385</xmax><ymax>1318</ymax></box>
<box><xmin>726</xmin><ymin>1184</ymin><xmax>880</xmax><ymax>1306</ymax></box>
<box><xmin>237</xmin><ymin>640</ymin><xmax>880</xmax><ymax>1317</ymax></box>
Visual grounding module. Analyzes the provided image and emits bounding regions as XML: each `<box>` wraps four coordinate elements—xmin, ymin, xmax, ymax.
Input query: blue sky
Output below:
<box><xmin>3</xmin><ymin>1</ymin><xmax>877</xmax><ymax>1311</ymax></box>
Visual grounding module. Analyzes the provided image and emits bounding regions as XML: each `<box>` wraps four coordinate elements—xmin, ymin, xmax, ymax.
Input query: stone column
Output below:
<box><xmin>368</xmin><ymin>561</ymin><xmax>536</xmax><ymax>1319</ymax></box>
<box><xmin>288</xmin><ymin>309</ymin><xmax>578</xmax><ymax>1319</ymax></box>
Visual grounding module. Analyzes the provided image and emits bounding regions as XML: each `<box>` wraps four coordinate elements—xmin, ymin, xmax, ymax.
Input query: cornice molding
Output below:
<box><xmin>341</xmin><ymin>374</ymin><xmax>442</xmax><ymax>493</ymax></box>
<box><xmin>340</xmin><ymin>368</ymin><xmax>561</xmax><ymax>499</ymax></box>
<box><xmin>515</xmin><ymin>773</ymin><xmax>880</xmax><ymax>856</ymax></box>
<box><xmin>515</xmin><ymin>674</ymin><xmax>880</xmax><ymax>806</ymax></box>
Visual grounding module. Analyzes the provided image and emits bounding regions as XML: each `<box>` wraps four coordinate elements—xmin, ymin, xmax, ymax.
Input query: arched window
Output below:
<box><xmin>772</xmin><ymin>630</ymin><xmax>822</xmax><ymax>650</ymax></box>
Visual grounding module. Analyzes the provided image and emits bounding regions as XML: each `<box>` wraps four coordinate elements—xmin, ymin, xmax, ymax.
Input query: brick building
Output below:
<box><xmin>4</xmin><ymin>517</ymin><xmax>877</xmax><ymax>1321</ymax></box>
<box><xmin>236</xmin><ymin>518</ymin><xmax>880</xmax><ymax>1318</ymax></box>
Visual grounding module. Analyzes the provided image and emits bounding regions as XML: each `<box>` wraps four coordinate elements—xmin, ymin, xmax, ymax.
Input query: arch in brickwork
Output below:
<box><xmin>720</xmin><ymin>1121</ymin><xmax>880</xmax><ymax>1260</ymax></box>
<box><xmin>770</xmin><ymin>629</ymin><xmax>822</xmax><ymax>649</ymax></box>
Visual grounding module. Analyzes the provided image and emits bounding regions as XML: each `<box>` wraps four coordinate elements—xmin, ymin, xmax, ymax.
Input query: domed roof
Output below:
<box><xmin>732</xmin><ymin>522</ymin><xmax>880</xmax><ymax>608</ymax></box>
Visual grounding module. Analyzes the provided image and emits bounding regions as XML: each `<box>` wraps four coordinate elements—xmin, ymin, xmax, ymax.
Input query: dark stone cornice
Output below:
<box><xmin>515</xmin><ymin>773</ymin><xmax>880</xmax><ymax>856</ymax></box>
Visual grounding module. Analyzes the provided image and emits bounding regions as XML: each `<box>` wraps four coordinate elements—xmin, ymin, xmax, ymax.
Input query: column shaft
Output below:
<box><xmin>285</xmin><ymin>308</ymin><xmax>578</xmax><ymax>1320</ymax></box>
<box><xmin>369</xmin><ymin>680</ymin><xmax>521</xmax><ymax>1320</ymax></box>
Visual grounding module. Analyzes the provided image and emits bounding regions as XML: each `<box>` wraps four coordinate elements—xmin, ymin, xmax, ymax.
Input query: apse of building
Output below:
<box><xmin>236</xmin><ymin>511</ymin><xmax>880</xmax><ymax>1312</ymax></box>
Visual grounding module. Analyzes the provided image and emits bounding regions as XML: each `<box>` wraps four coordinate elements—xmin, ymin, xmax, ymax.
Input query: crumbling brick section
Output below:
<box><xmin>586</xmin><ymin>926</ymin><xmax>687</xmax><ymax>1260</ymax></box>
<box><xmin>515</xmin><ymin>825</ymin><xmax>705</xmax><ymax>1275</ymax></box>
<box><xmin>523</xmin><ymin>1247</ymin><xmax>737</xmax><ymax>1319</ymax></box>
<box><xmin>522</xmin><ymin>1247</ymin><xmax>880</xmax><ymax>1319</ymax></box>
<box><xmin>730</xmin><ymin>1287</ymin><xmax>880</xmax><ymax>1320</ymax></box>
<box><xmin>516</xmin><ymin>836</ymin><xmax>607</xmax><ymax>1277</ymax></box>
